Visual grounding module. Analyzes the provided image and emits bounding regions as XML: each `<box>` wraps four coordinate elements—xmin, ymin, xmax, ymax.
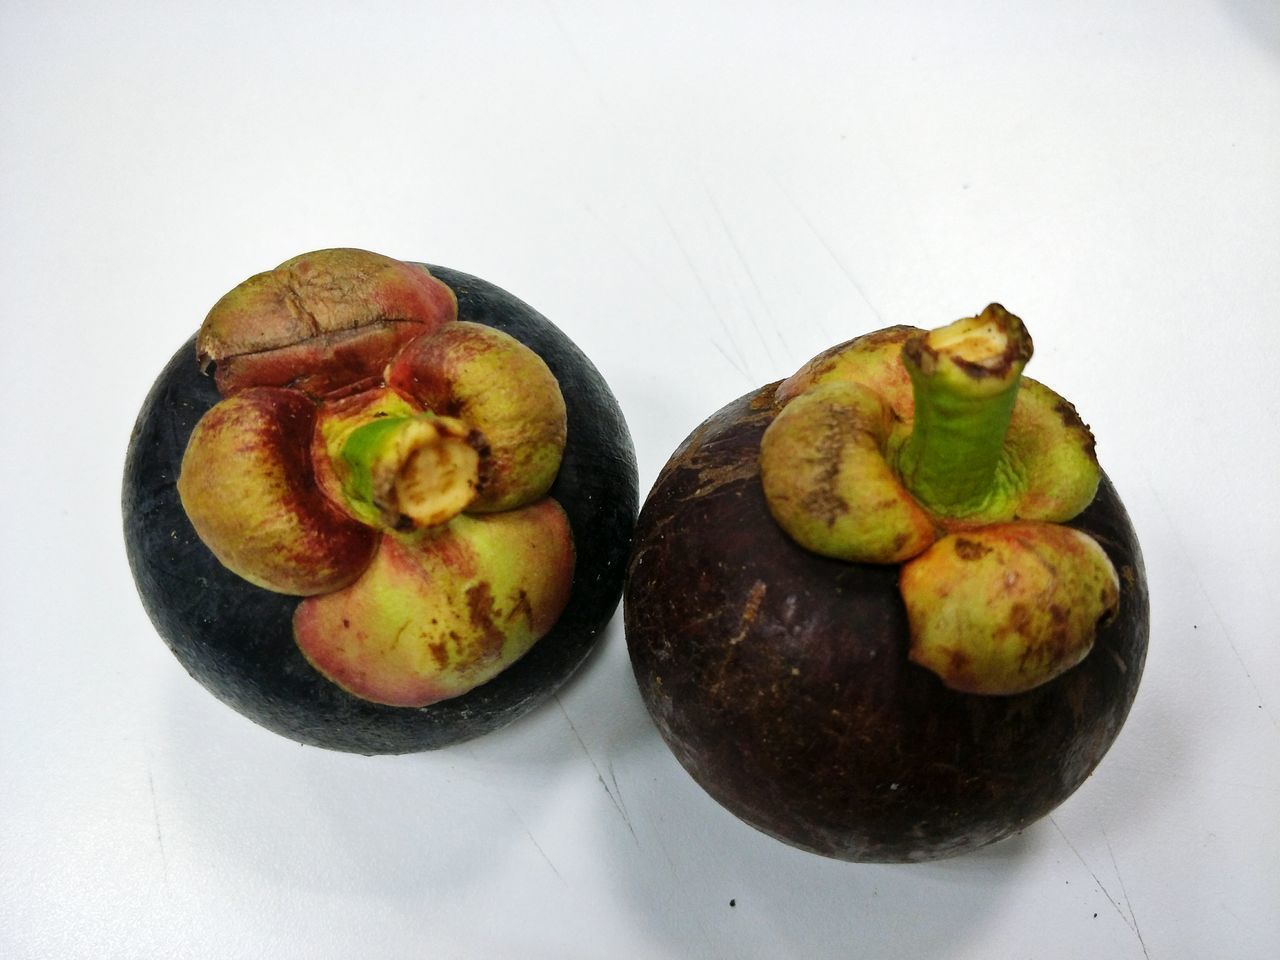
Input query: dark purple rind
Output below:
<box><xmin>123</xmin><ymin>266</ymin><xmax>637</xmax><ymax>754</ymax></box>
<box><xmin>624</xmin><ymin>383</ymin><xmax>1148</xmax><ymax>862</ymax></box>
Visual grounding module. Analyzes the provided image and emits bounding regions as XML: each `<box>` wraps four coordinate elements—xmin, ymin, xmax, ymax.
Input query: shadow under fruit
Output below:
<box><xmin>124</xmin><ymin>250</ymin><xmax>637</xmax><ymax>754</ymax></box>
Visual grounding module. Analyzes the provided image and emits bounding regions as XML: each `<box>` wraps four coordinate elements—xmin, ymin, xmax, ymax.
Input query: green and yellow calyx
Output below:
<box><xmin>760</xmin><ymin>381</ymin><xmax>934</xmax><ymax>564</ymax></box>
<box><xmin>902</xmin><ymin>524</ymin><xmax>1119</xmax><ymax>695</ymax></box>
<box><xmin>760</xmin><ymin>304</ymin><xmax>1116</xmax><ymax>695</ymax></box>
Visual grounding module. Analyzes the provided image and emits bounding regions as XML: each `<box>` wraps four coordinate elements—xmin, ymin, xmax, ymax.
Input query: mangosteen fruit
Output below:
<box><xmin>124</xmin><ymin>249</ymin><xmax>637</xmax><ymax>754</ymax></box>
<box><xmin>625</xmin><ymin>305</ymin><xmax>1148</xmax><ymax>861</ymax></box>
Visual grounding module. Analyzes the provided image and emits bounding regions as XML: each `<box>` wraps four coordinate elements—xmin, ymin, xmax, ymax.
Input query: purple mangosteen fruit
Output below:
<box><xmin>625</xmin><ymin>305</ymin><xmax>1148</xmax><ymax>861</ymax></box>
<box><xmin>124</xmin><ymin>249</ymin><xmax>637</xmax><ymax>754</ymax></box>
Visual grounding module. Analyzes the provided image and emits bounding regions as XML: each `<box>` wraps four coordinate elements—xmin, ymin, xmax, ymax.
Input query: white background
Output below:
<box><xmin>2</xmin><ymin>1</ymin><xmax>1278</xmax><ymax>957</ymax></box>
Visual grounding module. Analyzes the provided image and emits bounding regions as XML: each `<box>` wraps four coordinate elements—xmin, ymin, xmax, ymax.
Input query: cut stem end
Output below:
<box><xmin>897</xmin><ymin>304</ymin><xmax>1032</xmax><ymax>517</ymax></box>
<box><xmin>343</xmin><ymin>415</ymin><xmax>480</xmax><ymax>530</ymax></box>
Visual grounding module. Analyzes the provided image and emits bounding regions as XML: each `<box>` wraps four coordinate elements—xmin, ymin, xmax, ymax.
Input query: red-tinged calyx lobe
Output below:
<box><xmin>177</xmin><ymin>388</ymin><xmax>378</xmax><ymax>595</ymax></box>
<box><xmin>212</xmin><ymin>322</ymin><xmax>435</xmax><ymax>399</ymax></box>
<box><xmin>178</xmin><ymin>249</ymin><xmax>578</xmax><ymax>704</ymax></box>
<box><xmin>294</xmin><ymin>499</ymin><xmax>575</xmax><ymax>707</ymax></box>
<box><xmin>387</xmin><ymin>321</ymin><xmax>567</xmax><ymax>512</ymax></box>
<box><xmin>196</xmin><ymin>248</ymin><xmax>457</xmax><ymax>398</ymax></box>
<box><xmin>761</xmin><ymin>304</ymin><xmax>1114</xmax><ymax>694</ymax></box>
<box><xmin>901</xmin><ymin>523</ymin><xmax>1120</xmax><ymax>694</ymax></box>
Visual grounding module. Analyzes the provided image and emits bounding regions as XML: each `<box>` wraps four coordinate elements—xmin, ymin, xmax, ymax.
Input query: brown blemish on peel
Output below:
<box><xmin>750</xmin><ymin>385</ymin><xmax>778</xmax><ymax>410</ymax></box>
<box><xmin>947</xmin><ymin>647</ymin><xmax>973</xmax><ymax>676</ymax></box>
<box><xmin>729</xmin><ymin>581</ymin><xmax>768</xmax><ymax>645</ymax></box>
<box><xmin>1052</xmin><ymin>398</ymin><xmax>1098</xmax><ymax>462</ymax></box>
<box><xmin>953</xmin><ymin>538</ymin><xmax>992</xmax><ymax>561</ymax></box>
<box><xmin>801</xmin><ymin>408</ymin><xmax>857</xmax><ymax>527</ymax></box>
<box><xmin>1011</xmin><ymin>602</ymin><xmax>1032</xmax><ymax>629</ymax></box>
<box><xmin>662</xmin><ymin>392</ymin><xmax>776</xmax><ymax>502</ymax></box>
<box><xmin>507</xmin><ymin>589</ymin><xmax>535</xmax><ymax>626</ymax></box>
<box><xmin>1053</xmin><ymin>399</ymin><xmax>1086</xmax><ymax>431</ymax></box>
<box><xmin>693</xmin><ymin>457</ymin><xmax>762</xmax><ymax>500</ymax></box>
<box><xmin>466</xmin><ymin>583</ymin><xmax>510</xmax><ymax>662</ymax></box>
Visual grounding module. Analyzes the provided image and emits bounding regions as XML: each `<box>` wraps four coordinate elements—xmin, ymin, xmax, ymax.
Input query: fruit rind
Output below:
<box><xmin>624</xmin><ymin>380</ymin><xmax>1148</xmax><ymax>861</ymax></box>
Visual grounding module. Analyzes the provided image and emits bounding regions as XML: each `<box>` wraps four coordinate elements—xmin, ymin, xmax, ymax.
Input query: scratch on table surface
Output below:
<box><xmin>709</xmin><ymin>339</ymin><xmax>752</xmax><ymax>384</ymax></box>
<box><xmin>147</xmin><ymin>767</ymin><xmax>168</xmax><ymax>880</ymax></box>
<box><xmin>579</xmin><ymin>202</ymin><xmax>688</xmax><ymax>310</ymax></box>
<box><xmin>1106</xmin><ymin>761</ymin><xmax>1268</xmax><ymax>793</ymax></box>
<box><xmin>658</xmin><ymin>203</ymin><xmax>754</xmax><ymax>381</ymax></box>
<box><xmin>1217</xmin><ymin>898</ymin><xmax>1245</xmax><ymax>925</ymax></box>
<box><xmin>643</xmin><ymin>805</ymin><xmax>725</xmax><ymax>960</ymax></box>
<box><xmin>607</xmin><ymin>759</ymin><xmax>633</xmax><ymax>828</ymax></box>
<box><xmin>502</xmin><ymin>796</ymin><xmax>566</xmax><ymax>886</ymax></box>
<box><xmin>1104</xmin><ymin>831</ymin><xmax>1151</xmax><ymax>960</ymax></box>
<box><xmin>1144</xmin><ymin>474</ymin><xmax>1278</xmax><ymax>733</ymax></box>
<box><xmin>701</xmin><ymin>179</ymin><xmax>787</xmax><ymax>365</ymax></box>
<box><xmin>772</xmin><ymin>174</ymin><xmax>885</xmax><ymax>330</ymax></box>
<box><xmin>472</xmin><ymin>741</ymin><xmax>566</xmax><ymax>886</ymax></box>
<box><xmin>1049</xmin><ymin>817</ymin><xmax>1139</xmax><ymax>943</ymax></box>
<box><xmin>540</xmin><ymin>0</ymin><xmax>595</xmax><ymax>94</ymax></box>
<box><xmin>555</xmin><ymin>695</ymin><xmax>640</xmax><ymax>846</ymax></box>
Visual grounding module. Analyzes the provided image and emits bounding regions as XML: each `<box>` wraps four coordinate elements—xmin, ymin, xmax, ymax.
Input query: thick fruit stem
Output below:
<box><xmin>341</xmin><ymin>414</ymin><xmax>480</xmax><ymax>529</ymax></box>
<box><xmin>896</xmin><ymin>304</ymin><xmax>1032</xmax><ymax>517</ymax></box>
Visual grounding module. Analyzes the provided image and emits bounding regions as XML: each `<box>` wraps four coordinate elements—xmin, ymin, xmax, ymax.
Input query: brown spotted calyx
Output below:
<box><xmin>177</xmin><ymin>249</ymin><xmax>575</xmax><ymax>707</ymax></box>
<box><xmin>760</xmin><ymin>305</ymin><xmax>1115</xmax><ymax>694</ymax></box>
<box><xmin>902</xmin><ymin>524</ymin><xmax>1120</xmax><ymax>694</ymax></box>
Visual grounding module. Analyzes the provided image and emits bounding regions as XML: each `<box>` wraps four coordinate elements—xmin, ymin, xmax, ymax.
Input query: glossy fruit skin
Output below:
<box><xmin>124</xmin><ymin>266</ymin><xmax>638</xmax><ymax>754</ymax></box>
<box><xmin>625</xmin><ymin>383</ymin><xmax>1148</xmax><ymax>862</ymax></box>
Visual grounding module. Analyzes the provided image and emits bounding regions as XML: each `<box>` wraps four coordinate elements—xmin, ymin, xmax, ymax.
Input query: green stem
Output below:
<box><xmin>341</xmin><ymin>413</ymin><xmax>479</xmax><ymax>529</ymax></box>
<box><xmin>895</xmin><ymin>304</ymin><xmax>1032</xmax><ymax>517</ymax></box>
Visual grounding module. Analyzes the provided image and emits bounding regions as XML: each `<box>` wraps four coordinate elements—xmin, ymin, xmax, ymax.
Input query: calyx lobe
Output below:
<box><xmin>196</xmin><ymin>248</ymin><xmax>458</xmax><ymax>397</ymax></box>
<box><xmin>759</xmin><ymin>304</ymin><xmax>1116</xmax><ymax>694</ymax></box>
<box><xmin>176</xmin><ymin>249</ymin><xmax>575</xmax><ymax>709</ymax></box>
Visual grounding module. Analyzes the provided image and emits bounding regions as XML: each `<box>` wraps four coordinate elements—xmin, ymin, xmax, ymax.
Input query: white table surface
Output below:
<box><xmin>3</xmin><ymin>1</ymin><xmax>1277</xmax><ymax>957</ymax></box>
